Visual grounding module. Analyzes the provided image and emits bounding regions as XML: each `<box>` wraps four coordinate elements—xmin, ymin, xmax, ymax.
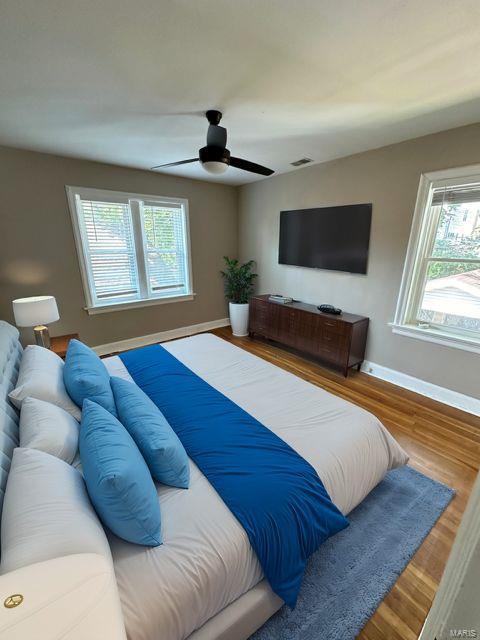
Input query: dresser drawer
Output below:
<box><xmin>251</xmin><ymin>323</ymin><xmax>268</xmax><ymax>336</ymax></box>
<box><xmin>317</xmin><ymin>345</ymin><xmax>350</xmax><ymax>366</ymax></box>
<box><xmin>322</xmin><ymin>329</ymin><xmax>350</xmax><ymax>350</ymax></box>
<box><xmin>317</xmin><ymin>344</ymin><xmax>341</xmax><ymax>364</ymax></box>
<box><xmin>251</xmin><ymin>298</ymin><xmax>268</xmax><ymax>315</ymax></box>
<box><xmin>317</xmin><ymin>316</ymin><xmax>348</xmax><ymax>335</ymax></box>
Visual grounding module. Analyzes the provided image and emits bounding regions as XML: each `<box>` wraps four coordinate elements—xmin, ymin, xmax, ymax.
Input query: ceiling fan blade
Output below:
<box><xmin>207</xmin><ymin>124</ymin><xmax>227</xmax><ymax>148</ymax></box>
<box><xmin>229</xmin><ymin>156</ymin><xmax>274</xmax><ymax>176</ymax></box>
<box><xmin>150</xmin><ymin>158</ymin><xmax>198</xmax><ymax>170</ymax></box>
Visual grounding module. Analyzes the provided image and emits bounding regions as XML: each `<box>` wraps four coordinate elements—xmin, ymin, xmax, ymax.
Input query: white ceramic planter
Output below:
<box><xmin>229</xmin><ymin>302</ymin><xmax>250</xmax><ymax>337</ymax></box>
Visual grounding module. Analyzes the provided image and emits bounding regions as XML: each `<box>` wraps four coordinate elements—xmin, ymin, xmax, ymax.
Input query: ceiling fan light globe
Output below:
<box><xmin>201</xmin><ymin>160</ymin><xmax>229</xmax><ymax>175</ymax></box>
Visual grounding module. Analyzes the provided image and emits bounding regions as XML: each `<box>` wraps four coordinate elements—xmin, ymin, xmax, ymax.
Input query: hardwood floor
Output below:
<box><xmin>211</xmin><ymin>327</ymin><xmax>480</xmax><ymax>640</ymax></box>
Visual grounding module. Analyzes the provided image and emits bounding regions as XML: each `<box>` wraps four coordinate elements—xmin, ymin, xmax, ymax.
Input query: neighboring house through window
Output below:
<box><xmin>393</xmin><ymin>165</ymin><xmax>480</xmax><ymax>353</ymax></box>
<box><xmin>66</xmin><ymin>186</ymin><xmax>193</xmax><ymax>314</ymax></box>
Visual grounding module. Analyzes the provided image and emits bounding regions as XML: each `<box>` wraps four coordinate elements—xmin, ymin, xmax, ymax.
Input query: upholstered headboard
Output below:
<box><xmin>0</xmin><ymin>321</ymin><xmax>22</xmax><ymax>515</ymax></box>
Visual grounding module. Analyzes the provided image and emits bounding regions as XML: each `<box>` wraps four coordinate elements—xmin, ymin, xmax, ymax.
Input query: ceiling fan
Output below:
<box><xmin>151</xmin><ymin>110</ymin><xmax>274</xmax><ymax>177</ymax></box>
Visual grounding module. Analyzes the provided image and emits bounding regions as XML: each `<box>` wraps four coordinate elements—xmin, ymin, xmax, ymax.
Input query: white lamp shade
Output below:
<box><xmin>12</xmin><ymin>296</ymin><xmax>59</xmax><ymax>327</ymax></box>
<box><xmin>201</xmin><ymin>160</ymin><xmax>229</xmax><ymax>175</ymax></box>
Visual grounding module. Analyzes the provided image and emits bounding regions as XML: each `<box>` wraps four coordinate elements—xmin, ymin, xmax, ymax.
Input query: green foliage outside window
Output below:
<box><xmin>428</xmin><ymin>203</ymin><xmax>480</xmax><ymax>279</ymax></box>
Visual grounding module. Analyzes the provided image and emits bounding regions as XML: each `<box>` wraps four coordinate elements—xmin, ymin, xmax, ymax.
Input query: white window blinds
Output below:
<box><xmin>79</xmin><ymin>199</ymin><xmax>140</xmax><ymax>304</ymax></box>
<box><xmin>142</xmin><ymin>204</ymin><xmax>189</xmax><ymax>296</ymax></box>
<box><xmin>431</xmin><ymin>184</ymin><xmax>480</xmax><ymax>206</ymax></box>
<box><xmin>68</xmin><ymin>187</ymin><xmax>192</xmax><ymax>311</ymax></box>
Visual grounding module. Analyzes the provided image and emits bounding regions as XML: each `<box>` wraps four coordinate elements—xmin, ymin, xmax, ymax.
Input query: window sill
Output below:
<box><xmin>85</xmin><ymin>293</ymin><xmax>196</xmax><ymax>315</ymax></box>
<box><xmin>390</xmin><ymin>322</ymin><xmax>480</xmax><ymax>355</ymax></box>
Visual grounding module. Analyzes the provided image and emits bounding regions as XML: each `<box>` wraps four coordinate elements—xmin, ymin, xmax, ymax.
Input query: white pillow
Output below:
<box><xmin>0</xmin><ymin>448</ymin><xmax>112</xmax><ymax>575</ymax></box>
<box><xmin>20</xmin><ymin>397</ymin><xmax>79</xmax><ymax>464</ymax></box>
<box><xmin>9</xmin><ymin>345</ymin><xmax>81</xmax><ymax>420</ymax></box>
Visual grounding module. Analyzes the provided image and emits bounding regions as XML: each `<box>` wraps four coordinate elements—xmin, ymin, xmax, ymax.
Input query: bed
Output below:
<box><xmin>103</xmin><ymin>332</ymin><xmax>408</xmax><ymax>640</ymax></box>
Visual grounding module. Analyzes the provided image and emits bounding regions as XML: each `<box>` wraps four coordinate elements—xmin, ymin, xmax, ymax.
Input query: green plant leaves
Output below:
<box><xmin>220</xmin><ymin>256</ymin><xmax>257</xmax><ymax>304</ymax></box>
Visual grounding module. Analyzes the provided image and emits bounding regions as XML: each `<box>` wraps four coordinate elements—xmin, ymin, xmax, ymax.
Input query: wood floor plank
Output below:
<box><xmin>211</xmin><ymin>328</ymin><xmax>480</xmax><ymax>640</ymax></box>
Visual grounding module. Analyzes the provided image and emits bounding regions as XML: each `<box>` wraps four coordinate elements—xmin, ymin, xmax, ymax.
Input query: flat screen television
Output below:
<box><xmin>278</xmin><ymin>204</ymin><xmax>372</xmax><ymax>274</ymax></box>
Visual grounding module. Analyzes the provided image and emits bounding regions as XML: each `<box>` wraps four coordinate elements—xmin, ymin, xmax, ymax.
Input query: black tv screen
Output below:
<box><xmin>278</xmin><ymin>204</ymin><xmax>372</xmax><ymax>274</ymax></box>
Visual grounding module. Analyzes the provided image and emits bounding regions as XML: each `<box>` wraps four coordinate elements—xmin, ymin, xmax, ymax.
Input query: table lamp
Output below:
<box><xmin>12</xmin><ymin>296</ymin><xmax>60</xmax><ymax>348</ymax></box>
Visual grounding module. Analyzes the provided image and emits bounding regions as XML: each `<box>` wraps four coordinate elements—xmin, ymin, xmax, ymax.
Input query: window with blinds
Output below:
<box><xmin>142</xmin><ymin>204</ymin><xmax>188</xmax><ymax>297</ymax></box>
<box><xmin>393</xmin><ymin>168</ymin><xmax>480</xmax><ymax>350</ymax></box>
<box><xmin>67</xmin><ymin>187</ymin><xmax>192</xmax><ymax>312</ymax></box>
<box><xmin>79</xmin><ymin>199</ymin><xmax>140</xmax><ymax>303</ymax></box>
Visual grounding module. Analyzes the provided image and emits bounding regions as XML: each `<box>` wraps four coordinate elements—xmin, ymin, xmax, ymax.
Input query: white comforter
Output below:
<box><xmin>104</xmin><ymin>333</ymin><xmax>408</xmax><ymax>640</ymax></box>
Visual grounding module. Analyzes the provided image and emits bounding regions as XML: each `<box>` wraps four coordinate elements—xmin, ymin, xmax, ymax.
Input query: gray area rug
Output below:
<box><xmin>250</xmin><ymin>466</ymin><xmax>454</xmax><ymax>640</ymax></box>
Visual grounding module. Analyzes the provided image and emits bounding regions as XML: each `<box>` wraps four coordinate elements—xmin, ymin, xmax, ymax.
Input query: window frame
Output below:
<box><xmin>392</xmin><ymin>164</ymin><xmax>480</xmax><ymax>354</ymax></box>
<box><xmin>66</xmin><ymin>186</ymin><xmax>194</xmax><ymax>314</ymax></box>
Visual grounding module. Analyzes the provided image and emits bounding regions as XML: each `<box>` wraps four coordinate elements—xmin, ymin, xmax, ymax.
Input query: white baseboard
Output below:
<box><xmin>93</xmin><ymin>317</ymin><xmax>230</xmax><ymax>356</ymax></box>
<box><xmin>361</xmin><ymin>360</ymin><xmax>480</xmax><ymax>417</ymax></box>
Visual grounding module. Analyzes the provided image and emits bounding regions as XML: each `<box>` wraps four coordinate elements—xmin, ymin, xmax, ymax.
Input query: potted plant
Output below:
<box><xmin>220</xmin><ymin>257</ymin><xmax>257</xmax><ymax>337</ymax></box>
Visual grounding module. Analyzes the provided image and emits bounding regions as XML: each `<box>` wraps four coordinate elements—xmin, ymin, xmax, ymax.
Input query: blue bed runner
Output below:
<box><xmin>120</xmin><ymin>344</ymin><xmax>348</xmax><ymax>607</ymax></box>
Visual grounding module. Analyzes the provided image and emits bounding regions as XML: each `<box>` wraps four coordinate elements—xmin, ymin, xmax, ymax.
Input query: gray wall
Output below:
<box><xmin>0</xmin><ymin>146</ymin><xmax>237</xmax><ymax>346</ymax></box>
<box><xmin>239</xmin><ymin>123</ymin><xmax>480</xmax><ymax>398</ymax></box>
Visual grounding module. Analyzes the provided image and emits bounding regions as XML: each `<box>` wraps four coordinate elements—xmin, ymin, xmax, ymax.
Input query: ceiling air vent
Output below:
<box><xmin>290</xmin><ymin>158</ymin><xmax>313</xmax><ymax>167</ymax></box>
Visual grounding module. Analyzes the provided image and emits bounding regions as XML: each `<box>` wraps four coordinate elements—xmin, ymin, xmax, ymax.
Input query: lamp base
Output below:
<box><xmin>34</xmin><ymin>325</ymin><xmax>50</xmax><ymax>349</ymax></box>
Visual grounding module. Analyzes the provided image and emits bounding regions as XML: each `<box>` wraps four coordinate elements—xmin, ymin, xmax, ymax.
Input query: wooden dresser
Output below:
<box><xmin>249</xmin><ymin>295</ymin><xmax>369</xmax><ymax>376</ymax></box>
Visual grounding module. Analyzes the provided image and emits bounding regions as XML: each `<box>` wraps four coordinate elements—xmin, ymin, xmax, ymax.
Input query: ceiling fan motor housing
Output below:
<box><xmin>199</xmin><ymin>146</ymin><xmax>230</xmax><ymax>166</ymax></box>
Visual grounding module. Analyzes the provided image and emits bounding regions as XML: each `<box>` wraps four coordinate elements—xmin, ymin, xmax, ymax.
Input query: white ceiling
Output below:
<box><xmin>1</xmin><ymin>0</ymin><xmax>480</xmax><ymax>185</ymax></box>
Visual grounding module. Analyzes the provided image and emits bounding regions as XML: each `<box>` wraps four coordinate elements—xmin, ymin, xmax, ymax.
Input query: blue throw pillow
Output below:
<box><xmin>80</xmin><ymin>399</ymin><xmax>161</xmax><ymax>546</ymax></box>
<box><xmin>111</xmin><ymin>376</ymin><xmax>190</xmax><ymax>489</ymax></box>
<box><xmin>64</xmin><ymin>339</ymin><xmax>117</xmax><ymax>416</ymax></box>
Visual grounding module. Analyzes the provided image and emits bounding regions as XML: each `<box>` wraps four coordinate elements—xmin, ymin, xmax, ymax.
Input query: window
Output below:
<box><xmin>66</xmin><ymin>186</ymin><xmax>193</xmax><ymax>313</ymax></box>
<box><xmin>393</xmin><ymin>165</ymin><xmax>480</xmax><ymax>353</ymax></box>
